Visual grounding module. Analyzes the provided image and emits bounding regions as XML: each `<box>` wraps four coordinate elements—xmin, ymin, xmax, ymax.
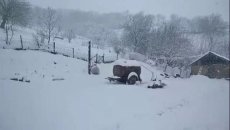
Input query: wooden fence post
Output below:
<box><xmin>96</xmin><ymin>54</ymin><xmax>98</xmax><ymax>63</ymax></box>
<box><xmin>88</xmin><ymin>41</ymin><xmax>91</xmax><ymax>75</ymax></box>
<box><xmin>53</xmin><ymin>42</ymin><xmax>56</xmax><ymax>53</ymax></box>
<box><xmin>72</xmin><ymin>48</ymin><xmax>74</xmax><ymax>58</ymax></box>
<box><xmin>20</xmin><ymin>35</ymin><xmax>23</xmax><ymax>49</ymax></box>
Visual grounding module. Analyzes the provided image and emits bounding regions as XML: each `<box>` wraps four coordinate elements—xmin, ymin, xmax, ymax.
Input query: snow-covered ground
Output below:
<box><xmin>0</xmin><ymin>49</ymin><xmax>229</xmax><ymax>130</ymax></box>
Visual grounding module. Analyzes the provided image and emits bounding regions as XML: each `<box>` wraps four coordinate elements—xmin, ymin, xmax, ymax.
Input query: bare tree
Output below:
<box><xmin>149</xmin><ymin>16</ymin><xmax>193</xmax><ymax>68</ymax></box>
<box><xmin>0</xmin><ymin>0</ymin><xmax>30</xmax><ymax>44</ymax></box>
<box><xmin>38</xmin><ymin>7</ymin><xmax>59</xmax><ymax>44</ymax></box>
<box><xmin>122</xmin><ymin>12</ymin><xmax>152</xmax><ymax>54</ymax></box>
<box><xmin>0</xmin><ymin>0</ymin><xmax>30</xmax><ymax>29</ymax></box>
<box><xmin>32</xmin><ymin>33</ymin><xmax>41</xmax><ymax>49</ymax></box>
<box><xmin>194</xmin><ymin>14</ymin><xmax>228</xmax><ymax>52</ymax></box>
<box><xmin>111</xmin><ymin>35</ymin><xmax>123</xmax><ymax>59</ymax></box>
<box><xmin>65</xmin><ymin>29</ymin><xmax>75</xmax><ymax>43</ymax></box>
<box><xmin>214</xmin><ymin>34</ymin><xmax>229</xmax><ymax>58</ymax></box>
<box><xmin>85</xmin><ymin>25</ymin><xmax>115</xmax><ymax>48</ymax></box>
<box><xmin>4</xmin><ymin>22</ymin><xmax>14</xmax><ymax>44</ymax></box>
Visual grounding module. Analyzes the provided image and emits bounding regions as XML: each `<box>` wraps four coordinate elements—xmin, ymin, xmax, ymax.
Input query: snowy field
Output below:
<box><xmin>0</xmin><ymin>49</ymin><xmax>229</xmax><ymax>130</ymax></box>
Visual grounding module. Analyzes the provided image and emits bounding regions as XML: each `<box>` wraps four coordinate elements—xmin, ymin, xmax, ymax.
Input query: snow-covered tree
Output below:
<box><xmin>85</xmin><ymin>25</ymin><xmax>117</xmax><ymax>48</ymax></box>
<box><xmin>64</xmin><ymin>29</ymin><xmax>75</xmax><ymax>43</ymax></box>
<box><xmin>38</xmin><ymin>7</ymin><xmax>59</xmax><ymax>44</ymax></box>
<box><xmin>0</xmin><ymin>0</ymin><xmax>30</xmax><ymax>44</ymax></box>
<box><xmin>193</xmin><ymin>14</ymin><xmax>228</xmax><ymax>52</ymax></box>
<box><xmin>112</xmin><ymin>35</ymin><xmax>123</xmax><ymax>59</ymax></box>
<box><xmin>122</xmin><ymin>12</ymin><xmax>152</xmax><ymax>54</ymax></box>
<box><xmin>0</xmin><ymin>0</ymin><xmax>30</xmax><ymax>29</ymax></box>
<box><xmin>149</xmin><ymin>15</ymin><xmax>193</xmax><ymax>67</ymax></box>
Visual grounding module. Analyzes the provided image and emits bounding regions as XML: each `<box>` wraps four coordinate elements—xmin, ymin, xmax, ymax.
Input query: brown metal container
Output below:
<box><xmin>113</xmin><ymin>65</ymin><xmax>141</xmax><ymax>78</ymax></box>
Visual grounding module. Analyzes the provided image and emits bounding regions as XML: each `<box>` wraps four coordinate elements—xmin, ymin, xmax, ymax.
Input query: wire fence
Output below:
<box><xmin>0</xmin><ymin>35</ymin><xmax>117</xmax><ymax>64</ymax></box>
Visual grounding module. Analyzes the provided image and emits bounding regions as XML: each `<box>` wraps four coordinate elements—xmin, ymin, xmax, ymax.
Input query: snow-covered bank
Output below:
<box><xmin>0</xmin><ymin>49</ymin><xmax>229</xmax><ymax>130</ymax></box>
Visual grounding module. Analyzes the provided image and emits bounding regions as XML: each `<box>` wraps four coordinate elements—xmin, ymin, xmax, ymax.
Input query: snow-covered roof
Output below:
<box><xmin>114</xmin><ymin>59</ymin><xmax>140</xmax><ymax>67</ymax></box>
<box><xmin>190</xmin><ymin>51</ymin><xmax>229</xmax><ymax>65</ymax></box>
<box><xmin>209</xmin><ymin>51</ymin><xmax>230</xmax><ymax>61</ymax></box>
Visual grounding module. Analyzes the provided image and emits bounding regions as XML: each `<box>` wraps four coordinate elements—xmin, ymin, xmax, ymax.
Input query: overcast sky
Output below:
<box><xmin>29</xmin><ymin>0</ymin><xmax>229</xmax><ymax>21</ymax></box>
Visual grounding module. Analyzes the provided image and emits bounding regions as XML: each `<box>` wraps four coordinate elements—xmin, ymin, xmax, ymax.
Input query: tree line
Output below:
<box><xmin>118</xmin><ymin>13</ymin><xmax>229</xmax><ymax>64</ymax></box>
<box><xmin>0</xmin><ymin>0</ymin><xmax>229</xmax><ymax>62</ymax></box>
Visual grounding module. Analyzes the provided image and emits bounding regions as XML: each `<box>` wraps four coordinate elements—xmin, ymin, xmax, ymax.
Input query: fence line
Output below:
<box><xmin>0</xmin><ymin>36</ymin><xmax>117</xmax><ymax>64</ymax></box>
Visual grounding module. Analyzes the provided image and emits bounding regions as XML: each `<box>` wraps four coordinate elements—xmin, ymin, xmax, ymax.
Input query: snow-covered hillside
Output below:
<box><xmin>0</xmin><ymin>49</ymin><xmax>229</xmax><ymax>130</ymax></box>
<box><xmin>0</xmin><ymin>27</ymin><xmax>117</xmax><ymax>62</ymax></box>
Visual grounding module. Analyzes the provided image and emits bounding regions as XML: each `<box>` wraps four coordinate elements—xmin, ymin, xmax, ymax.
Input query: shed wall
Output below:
<box><xmin>191</xmin><ymin>64</ymin><xmax>229</xmax><ymax>79</ymax></box>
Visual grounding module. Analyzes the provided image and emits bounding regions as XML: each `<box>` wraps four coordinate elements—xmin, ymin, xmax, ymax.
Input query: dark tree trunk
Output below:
<box><xmin>48</xmin><ymin>30</ymin><xmax>51</xmax><ymax>44</ymax></box>
<box><xmin>0</xmin><ymin>18</ymin><xmax>7</xmax><ymax>29</ymax></box>
<box><xmin>5</xmin><ymin>26</ymin><xmax>9</xmax><ymax>44</ymax></box>
<box><xmin>48</xmin><ymin>35</ymin><xmax>50</xmax><ymax>44</ymax></box>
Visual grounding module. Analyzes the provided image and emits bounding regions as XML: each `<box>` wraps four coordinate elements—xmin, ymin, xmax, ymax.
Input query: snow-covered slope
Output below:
<box><xmin>0</xmin><ymin>27</ymin><xmax>117</xmax><ymax>62</ymax></box>
<box><xmin>0</xmin><ymin>49</ymin><xmax>229</xmax><ymax>130</ymax></box>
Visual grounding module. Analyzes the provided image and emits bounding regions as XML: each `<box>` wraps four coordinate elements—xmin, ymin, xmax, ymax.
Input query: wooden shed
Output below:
<box><xmin>190</xmin><ymin>51</ymin><xmax>229</xmax><ymax>79</ymax></box>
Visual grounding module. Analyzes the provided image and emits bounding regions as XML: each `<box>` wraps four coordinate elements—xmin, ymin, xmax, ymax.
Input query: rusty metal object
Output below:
<box><xmin>113</xmin><ymin>65</ymin><xmax>141</xmax><ymax>82</ymax></box>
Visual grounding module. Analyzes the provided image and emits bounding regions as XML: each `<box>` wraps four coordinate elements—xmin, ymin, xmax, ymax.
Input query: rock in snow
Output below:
<box><xmin>91</xmin><ymin>64</ymin><xmax>100</xmax><ymax>75</ymax></box>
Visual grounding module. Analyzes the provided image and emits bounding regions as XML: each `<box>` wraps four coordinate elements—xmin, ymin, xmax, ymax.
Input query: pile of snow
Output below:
<box><xmin>164</xmin><ymin>66</ymin><xmax>191</xmax><ymax>78</ymax></box>
<box><xmin>0</xmin><ymin>49</ymin><xmax>229</xmax><ymax>130</ymax></box>
<box><xmin>91</xmin><ymin>64</ymin><xmax>100</xmax><ymax>75</ymax></box>
<box><xmin>146</xmin><ymin>59</ymin><xmax>156</xmax><ymax>66</ymax></box>
<box><xmin>128</xmin><ymin>52</ymin><xmax>147</xmax><ymax>62</ymax></box>
<box><xmin>114</xmin><ymin>59</ymin><xmax>141</xmax><ymax>67</ymax></box>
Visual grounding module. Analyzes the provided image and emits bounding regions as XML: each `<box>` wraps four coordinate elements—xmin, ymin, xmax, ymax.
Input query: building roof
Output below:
<box><xmin>190</xmin><ymin>51</ymin><xmax>229</xmax><ymax>66</ymax></box>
